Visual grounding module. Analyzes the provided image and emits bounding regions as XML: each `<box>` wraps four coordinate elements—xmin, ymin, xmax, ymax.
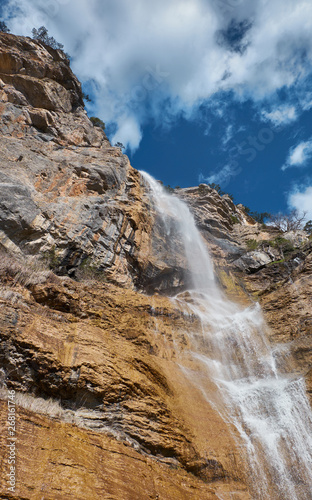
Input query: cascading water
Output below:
<box><xmin>141</xmin><ymin>170</ymin><xmax>312</xmax><ymax>499</ymax></box>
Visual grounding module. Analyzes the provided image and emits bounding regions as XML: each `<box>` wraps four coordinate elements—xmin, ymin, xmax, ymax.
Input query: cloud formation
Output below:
<box><xmin>3</xmin><ymin>0</ymin><xmax>312</xmax><ymax>150</ymax></box>
<box><xmin>282</xmin><ymin>139</ymin><xmax>312</xmax><ymax>170</ymax></box>
<box><xmin>261</xmin><ymin>105</ymin><xmax>298</xmax><ymax>127</ymax></box>
<box><xmin>199</xmin><ymin>162</ymin><xmax>240</xmax><ymax>187</ymax></box>
<box><xmin>288</xmin><ymin>185</ymin><xmax>312</xmax><ymax>220</ymax></box>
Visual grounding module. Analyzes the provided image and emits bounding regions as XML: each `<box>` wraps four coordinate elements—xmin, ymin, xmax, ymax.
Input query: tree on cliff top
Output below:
<box><xmin>32</xmin><ymin>26</ymin><xmax>64</xmax><ymax>51</ymax></box>
<box><xmin>90</xmin><ymin>116</ymin><xmax>105</xmax><ymax>130</ymax></box>
<box><xmin>269</xmin><ymin>209</ymin><xmax>307</xmax><ymax>232</ymax></box>
<box><xmin>0</xmin><ymin>22</ymin><xmax>10</xmax><ymax>33</ymax></box>
<box><xmin>304</xmin><ymin>220</ymin><xmax>312</xmax><ymax>234</ymax></box>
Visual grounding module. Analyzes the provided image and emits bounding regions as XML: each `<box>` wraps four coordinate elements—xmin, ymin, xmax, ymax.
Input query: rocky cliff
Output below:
<box><xmin>0</xmin><ymin>32</ymin><xmax>311</xmax><ymax>500</ymax></box>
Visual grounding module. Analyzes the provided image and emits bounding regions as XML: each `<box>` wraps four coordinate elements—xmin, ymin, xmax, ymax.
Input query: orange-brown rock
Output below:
<box><xmin>0</xmin><ymin>401</ymin><xmax>221</xmax><ymax>500</ymax></box>
<box><xmin>0</xmin><ymin>255</ymin><xmax>250</xmax><ymax>499</ymax></box>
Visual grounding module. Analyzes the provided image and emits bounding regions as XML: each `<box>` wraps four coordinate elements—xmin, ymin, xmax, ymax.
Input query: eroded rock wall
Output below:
<box><xmin>0</xmin><ymin>33</ymin><xmax>193</xmax><ymax>294</ymax></box>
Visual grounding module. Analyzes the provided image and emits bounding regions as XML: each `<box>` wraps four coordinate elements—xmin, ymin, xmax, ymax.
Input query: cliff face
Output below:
<box><xmin>0</xmin><ymin>33</ymin><xmax>311</xmax><ymax>500</ymax></box>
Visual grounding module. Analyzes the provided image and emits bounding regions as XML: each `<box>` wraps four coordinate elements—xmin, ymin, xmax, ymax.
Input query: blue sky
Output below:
<box><xmin>1</xmin><ymin>0</ymin><xmax>312</xmax><ymax>218</ymax></box>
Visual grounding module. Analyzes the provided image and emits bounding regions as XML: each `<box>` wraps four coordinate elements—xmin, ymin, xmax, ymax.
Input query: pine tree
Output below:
<box><xmin>32</xmin><ymin>26</ymin><xmax>64</xmax><ymax>50</ymax></box>
<box><xmin>0</xmin><ymin>22</ymin><xmax>10</xmax><ymax>33</ymax></box>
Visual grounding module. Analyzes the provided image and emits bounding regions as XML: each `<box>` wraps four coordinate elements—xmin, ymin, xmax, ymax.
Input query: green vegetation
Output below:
<box><xmin>304</xmin><ymin>220</ymin><xmax>312</xmax><ymax>234</ymax></box>
<box><xmin>245</xmin><ymin>235</ymin><xmax>299</xmax><ymax>259</ymax></box>
<box><xmin>230</xmin><ymin>215</ymin><xmax>240</xmax><ymax>224</ymax></box>
<box><xmin>44</xmin><ymin>245</ymin><xmax>61</xmax><ymax>270</ymax></box>
<box><xmin>90</xmin><ymin>116</ymin><xmax>106</xmax><ymax>130</ymax></box>
<box><xmin>242</xmin><ymin>206</ymin><xmax>271</xmax><ymax>224</ymax></box>
<box><xmin>32</xmin><ymin>26</ymin><xmax>64</xmax><ymax>51</ymax></box>
<box><xmin>261</xmin><ymin>223</ymin><xmax>272</xmax><ymax>232</ymax></box>
<box><xmin>0</xmin><ymin>21</ymin><xmax>10</xmax><ymax>33</ymax></box>
<box><xmin>156</xmin><ymin>181</ymin><xmax>175</xmax><ymax>193</ymax></box>
<box><xmin>75</xmin><ymin>257</ymin><xmax>107</xmax><ymax>282</ymax></box>
<box><xmin>246</xmin><ymin>239</ymin><xmax>259</xmax><ymax>251</ymax></box>
<box><xmin>209</xmin><ymin>182</ymin><xmax>224</xmax><ymax>194</ymax></box>
<box><xmin>114</xmin><ymin>142</ymin><xmax>125</xmax><ymax>149</ymax></box>
<box><xmin>267</xmin><ymin>258</ymin><xmax>286</xmax><ymax>266</ymax></box>
<box><xmin>82</xmin><ymin>92</ymin><xmax>92</xmax><ymax>103</ymax></box>
<box><xmin>267</xmin><ymin>236</ymin><xmax>294</xmax><ymax>254</ymax></box>
<box><xmin>251</xmin><ymin>211</ymin><xmax>271</xmax><ymax>224</ymax></box>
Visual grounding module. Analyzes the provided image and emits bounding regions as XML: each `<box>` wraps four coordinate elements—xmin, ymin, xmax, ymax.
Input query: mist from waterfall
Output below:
<box><xmin>141</xmin><ymin>170</ymin><xmax>312</xmax><ymax>500</ymax></box>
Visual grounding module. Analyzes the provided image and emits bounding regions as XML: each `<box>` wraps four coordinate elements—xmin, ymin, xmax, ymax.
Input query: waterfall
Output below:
<box><xmin>141</xmin><ymin>170</ymin><xmax>312</xmax><ymax>500</ymax></box>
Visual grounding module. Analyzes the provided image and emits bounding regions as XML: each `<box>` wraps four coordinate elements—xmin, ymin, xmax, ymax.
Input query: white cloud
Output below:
<box><xmin>110</xmin><ymin>115</ymin><xmax>142</xmax><ymax>151</ymax></box>
<box><xmin>261</xmin><ymin>105</ymin><xmax>297</xmax><ymax>126</ymax></box>
<box><xmin>199</xmin><ymin>162</ymin><xmax>240</xmax><ymax>186</ymax></box>
<box><xmin>222</xmin><ymin>124</ymin><xmax>234</xmax><ymax>146</ymax></box>
<box><xmin>282</xmin><ymin>139</ymin><xmax>312</xmax><ymax>170</ymax></box>
<box><xmin>3</xmin><ymin>0</ymin><xmax>312</xmax><ymax>150</ymax></box>
<box><xmin>288</xmin><ymin>185</ymin><xmax>312</xmax><ymax>219</ymax></box>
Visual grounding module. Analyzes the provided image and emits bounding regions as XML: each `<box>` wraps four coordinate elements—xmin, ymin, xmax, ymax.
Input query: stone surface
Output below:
<box><xmin>0</xmin><ymin>401</ymin><xmax>221</xmax><ymax>500</ymax></box>
<box><xmin>233</xmin><ymin>249</ymin><xmax>274</xmax><ymax>273</ymax></box>
<box><xmin>242</xmin><ymin>242</ymin><xmax>312</xmax><ymax>390</ymax></box>
<box><xmin>0</xmin><ymin>255</ymin><xmax>250</xmax><ymax>499</ymax></box>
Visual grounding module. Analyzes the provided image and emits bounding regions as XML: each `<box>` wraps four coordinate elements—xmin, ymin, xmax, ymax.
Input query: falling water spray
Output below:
<box><xmin>141</xmin><ymin>170</ymin><xmax>312</xmax><ymax>500</ymax></box>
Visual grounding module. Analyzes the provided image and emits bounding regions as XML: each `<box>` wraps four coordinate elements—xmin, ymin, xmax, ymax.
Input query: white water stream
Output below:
<box><xmin>141</xmin><ymin>171</ymin><xmax>312</xmax><ymax>499</ymax></box>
